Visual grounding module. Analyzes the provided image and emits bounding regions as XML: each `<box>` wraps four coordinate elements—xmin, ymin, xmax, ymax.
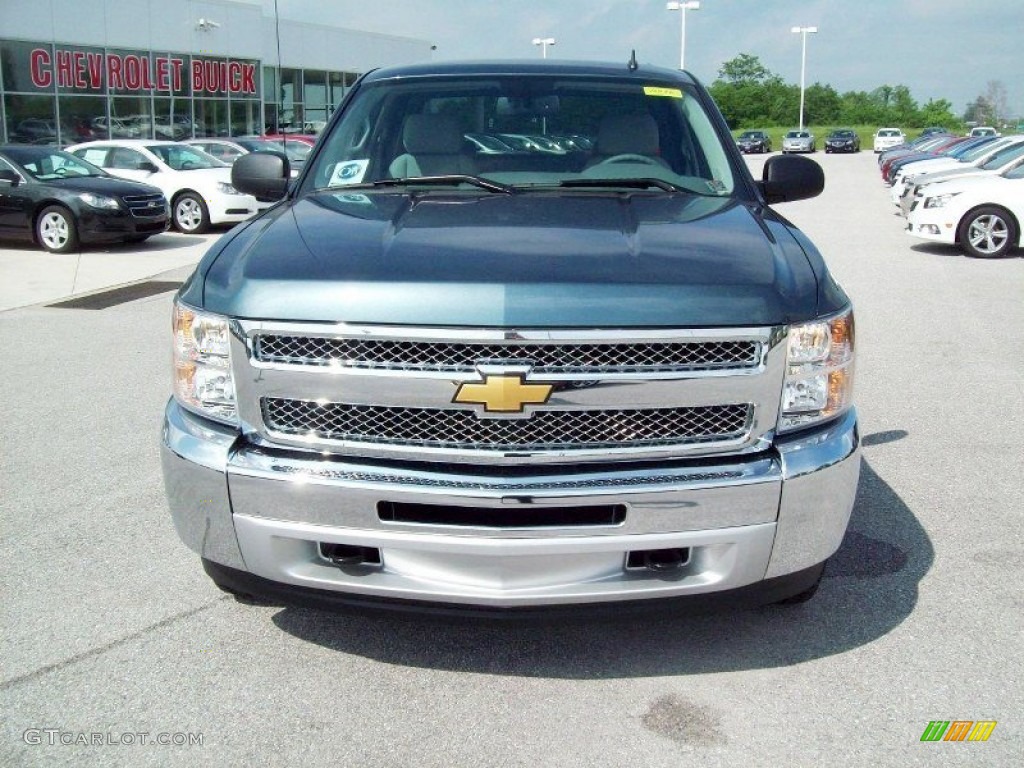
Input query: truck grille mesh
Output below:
<box><xmin>262</xmin><ymin>398</ymin><xmax>751</xmax><ymax>451</ymax></box>
<box><xmin>253</xmin><ymin>336</ymin><xmax>760</xmax><ymax>373</ymax></box>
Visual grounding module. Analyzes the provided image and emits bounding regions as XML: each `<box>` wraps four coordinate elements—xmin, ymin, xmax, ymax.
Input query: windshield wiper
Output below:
<box><xmin>557</xmin><ymin>178</ymin><xmax>691</xmax><ymax>194</ymax></box>
<box><xmin>343</xmin><ymin>175</ymin><xmax>514</xmax><ymax>194</ymax></box>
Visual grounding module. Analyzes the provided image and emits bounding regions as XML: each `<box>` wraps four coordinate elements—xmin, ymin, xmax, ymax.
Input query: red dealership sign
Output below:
<box><xmin>29</xmin><ymin>47</ymin><xmax>257</xmax><ymax>94</ymax></box>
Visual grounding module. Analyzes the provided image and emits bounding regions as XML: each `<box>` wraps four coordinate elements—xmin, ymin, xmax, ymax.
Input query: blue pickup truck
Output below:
<box><xmin>162</xmin><ymin>59</ymin><xmax>859</xmax><ymax>614</ymax></box>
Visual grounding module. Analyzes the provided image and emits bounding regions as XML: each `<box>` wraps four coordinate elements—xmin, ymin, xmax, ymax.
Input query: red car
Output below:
<box><xmin>262</xmin><ymin>133</ymin><xmax>317</xmax><ymax>147</ymax></box>
<box><xmin>880</xmin><ymin>136</ymin><xmax>969</xmax><ymax>183</ymax></box>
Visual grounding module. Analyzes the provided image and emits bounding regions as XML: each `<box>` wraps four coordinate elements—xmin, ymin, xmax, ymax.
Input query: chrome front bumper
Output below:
<box><xmin>161</xmin><ymin>400</ymin><xmax>859</xmax><ymax>607</ymax></box>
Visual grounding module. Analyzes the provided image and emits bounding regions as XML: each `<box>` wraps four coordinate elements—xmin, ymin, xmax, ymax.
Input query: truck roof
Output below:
<box><xmin>362</xmin><ymin>59</ymin><xmax>698</xmax><ymax>85</ymax></box>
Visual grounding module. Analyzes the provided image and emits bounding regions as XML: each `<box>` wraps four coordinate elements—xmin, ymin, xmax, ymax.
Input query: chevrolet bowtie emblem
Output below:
<box><xmin>453</xmin><ymin>374</ymin><xmax>554</xmax><ymax>413</ymax></box>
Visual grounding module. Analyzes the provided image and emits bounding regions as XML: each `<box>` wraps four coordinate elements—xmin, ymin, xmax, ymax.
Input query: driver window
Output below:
<box><xmin>109</xmin><ymin>148</ymin><xmax>147</xmax><ymax>170</ymax></box>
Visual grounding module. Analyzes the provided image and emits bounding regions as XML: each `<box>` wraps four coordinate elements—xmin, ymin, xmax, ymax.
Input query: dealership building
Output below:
<box><xmin>0</xmin><ymin>0</ymin><xmax>432</xmax><ymax>144</ymax></box>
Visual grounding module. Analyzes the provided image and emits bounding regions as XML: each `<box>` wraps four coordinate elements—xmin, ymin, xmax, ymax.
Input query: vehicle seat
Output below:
<box><xmin>585</xmin><ymin>114</ymin><xmax>669</xmax><ymax>168</ymax></box>
<box><xmin>389</xmin><ymin>114</ymin><xmax>476</xmax><ymax>178</ymax></box>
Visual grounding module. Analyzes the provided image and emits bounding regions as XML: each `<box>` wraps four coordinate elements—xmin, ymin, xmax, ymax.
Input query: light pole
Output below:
<box><xmin>666</xmin><ymin>1</ymin><xmax>700</xmax><ymax>71</ymax></box>
<box><xmin>532</xmin><ymin>37</ymin><xmax>556</xmax><ymax>59</ymax></box>
<box><xmin>791</xmin><ymin>25</ymin><xmax>818</xmax><ymax>132</ymax></box>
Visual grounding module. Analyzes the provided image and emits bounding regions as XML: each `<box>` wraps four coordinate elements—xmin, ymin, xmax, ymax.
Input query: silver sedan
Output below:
<box><xmin>782</xmin><ymin>130</ymin><xmax>816</xmax><ymax>153</ymax></box>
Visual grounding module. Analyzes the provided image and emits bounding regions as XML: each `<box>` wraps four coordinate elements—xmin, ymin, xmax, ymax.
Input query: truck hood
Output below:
<box><xmin>201</xmin><ymin>191</ymin><xmax>821</xmax><ymax>327</ymax></box>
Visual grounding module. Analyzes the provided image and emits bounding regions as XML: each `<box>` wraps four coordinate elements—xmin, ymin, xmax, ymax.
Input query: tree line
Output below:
<box><xmin>707</xmin><ymin>54</ymin><xmax>1005</xmax><ymax>130</ymax></box>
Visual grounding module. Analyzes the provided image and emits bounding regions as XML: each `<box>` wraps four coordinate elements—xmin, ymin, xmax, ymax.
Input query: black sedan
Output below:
<box><xmin>0</xmin><ymin>146</ymin><xmax>168</xmax><ymax>253</ymax></box>
<box><xmin>736</xmin><ymin>130</ymin><xmax>772</xmax><ymax>154</ymax></box>
<box><xmin>824</xmin><ymin>129</ymin><xmax>861</xmax><ymax>154</ymax></box>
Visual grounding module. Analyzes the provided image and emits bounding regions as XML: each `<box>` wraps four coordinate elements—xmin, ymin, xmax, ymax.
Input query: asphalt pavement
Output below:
<box><xmin>1</xmin><ymin>152</ymin><xmax>1021</xmax><ymax>766</ymax></box>
<box><xmin>0</xmin><ymin>229</ymin><xmax>223</xmax><ymax>312</ymax></box>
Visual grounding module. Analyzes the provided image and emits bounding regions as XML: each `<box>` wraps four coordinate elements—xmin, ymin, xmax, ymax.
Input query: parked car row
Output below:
<box><xmin>736</xmin><ymin>128</ymin><xmax>866</xmax><ymax>155</ymax></box>
<box><xmin>877</xmin><ymin>133</ymin><xmax>1024</xmax><ymax>258</ymax></box>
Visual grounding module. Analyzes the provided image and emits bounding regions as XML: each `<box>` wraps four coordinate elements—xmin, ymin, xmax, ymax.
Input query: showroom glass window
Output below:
<box><xmin>2</xmin><ymin>41</ymin><xmax>58</xmax><ymax>144</ymax></box>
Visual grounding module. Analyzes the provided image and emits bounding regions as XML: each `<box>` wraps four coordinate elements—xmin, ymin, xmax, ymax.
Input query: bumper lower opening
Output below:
<box><xmin>319</xmin><ymin>542</ymin><xmax>382</xmax><ymax>567</ymax></box>
<box><xmin>377</xmin><ymin>501</ymin><xmax>627</xmax><ymax>528</ymax></box>
<box><xmin>627</xmin><ymin>547</ymin><xmax>691</xmax><ymax>572</ymax></box>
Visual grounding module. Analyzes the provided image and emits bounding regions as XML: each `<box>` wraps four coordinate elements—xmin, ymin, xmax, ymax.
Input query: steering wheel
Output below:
<box><xmin>53</xmin><ymin>166</ymin><xmax>69</xmax><ymax>176</ymax></box>
<box><xmin>597</xmin><ymin>154</ymin><xmax>662</xmax><ymax>166</ymax></box>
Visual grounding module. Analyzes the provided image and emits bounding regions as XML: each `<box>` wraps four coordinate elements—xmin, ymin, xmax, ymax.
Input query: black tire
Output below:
<box><xmin>958</xmin><ymin>206</ymin><xmax>1019</xmax><ymax>259</ymax></box>
<box><xmin>35</xmin><ymin>205</ymin><xmax>79</xmax><ymax>253</ymax></box>
<box><xmin>172</xmin><ymin>191</ymin><xmax>211</xmax><ymax>234</ymax></box>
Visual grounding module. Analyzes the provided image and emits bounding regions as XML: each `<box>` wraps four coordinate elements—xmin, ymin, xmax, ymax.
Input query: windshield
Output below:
<box><xmin>308</xmin><ymin>76</ymin><xmax>736</xmax><ymax>196</ymax></box>
<box><xmin>830</xmin><ymin>131</ymin><xmax>854</xmax><ymax>138</ymax></box>
<box><xmin>239</xmin><ymin>139</ymin><xmax>310</xmax><ymax>162</ymax></box>
<box><xmin>980</xmin><ymin>142</ymin><xmax>1024</xmax><ymax>170</ymax></box>
<box><xmin>957</xmin><ymin>138</ymin><xmax>1003</xmax><ymax>162</ymax></box>
<box><xmin>274</xmin><ymin>141</ymin><xmax>311</xmax><ymax>162</ymax></box>
<box><xmin>785</xmin><ymin>132</ymin><xmax>809</xmax><ymax>139</ymax></box>
<box><xmin>4</xmin><ymin>148</ymin><xmax>105</xmax><ymax>179</ymax></box>
<box><xmin>878</xmin><ymin>130</ymin><xmax>901</xmax><ymax>137</ymax></box>
<box><xmin>145</xmin><ymin>144</ymin><xmax>224</xmax><ymax>170</ymax></box>
<box><xmin>739</xmin><ymin>132</ymin><xmax>761</xmax><ymax>139</ymax></box>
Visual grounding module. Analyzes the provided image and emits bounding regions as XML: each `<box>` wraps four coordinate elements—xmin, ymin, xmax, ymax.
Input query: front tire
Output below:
<box><xmin>36</xmin><ymin>205</ymin><xmax>79</xmax><ymax>253</ymax></box>
<box><xmin>958</xmin><ymin>206</ymin><xmax>1018</xmax><ymax>258</ymax></box>
<box><xmin>173</xmin><ymin>192</ymin><xmax>210</xmax><ymax>234</ymax></box>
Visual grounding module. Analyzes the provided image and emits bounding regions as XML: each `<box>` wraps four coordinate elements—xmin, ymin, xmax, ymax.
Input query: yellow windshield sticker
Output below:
<box><xmin>643</xmin><ymin>86</ymin><xmax>683</xmax><ymax>98</ymax></box>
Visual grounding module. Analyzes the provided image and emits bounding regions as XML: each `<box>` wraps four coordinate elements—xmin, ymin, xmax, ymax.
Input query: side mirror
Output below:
<box><xmin>139</xmin><ymin>161</ymin><xmax>159</xmax><ymax>173</ymax></box>
<box><xmin>232</xmin><ymin>151</ymin><xmax>290</xmax><ymax>201</ymax></box>
<box><xmin>758</xmin><ymin>154</ymin><xmax>824</xmax><ymax>204</ymax></box>
<box><xmin>0</xmin><ymin>169</ymin><xmax>19</xmax><ymax>186</ymax></box>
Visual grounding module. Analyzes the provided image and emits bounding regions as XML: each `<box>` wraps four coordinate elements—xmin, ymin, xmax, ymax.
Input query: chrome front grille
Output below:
<box><xmin>122</xmin><ymin>193</ymin><xmax>166</xmax><ymax>218</ymax></box>
<box><xmin>233</xmin><ymin>322</ymin><xmax>786</xmax><ymax>464</ymax></box>
<box><xmin>262</xmin><ymin>398</ymin><xmax>752</xmax><ymax>451</ymax></box>
<box><xmin>252</xmin><ymin>335</ymin><xmax>760</xmax><ymax>373</ymax></box>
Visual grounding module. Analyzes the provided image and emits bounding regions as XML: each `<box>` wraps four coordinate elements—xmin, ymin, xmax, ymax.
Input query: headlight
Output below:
<box><xmin>79</xmin><ymin>192</ymin><xmax>120</xmax><ymax>210</ymax></box>
<box><xmin>172</xmin><ymin>301</ymin><xmax>237</xmax><ymax>424</ymax></box>
<box><xmin>216</xmin><ymin>181</ymin><xmax>239</xmax><ymax>195</ymax></box>
<box><xmin>924</xmin><ymin>192</ymin><xmax>959</xmax><ymax>209</ymax></box>
<box><xmin>779</xmin><ymin>309</ymin><xmax>855</xmax><ymax>433</ymax></box>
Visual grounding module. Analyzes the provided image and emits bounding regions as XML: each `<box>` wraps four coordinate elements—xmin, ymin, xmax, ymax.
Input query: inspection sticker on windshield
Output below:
<box><xmin>328</xmin><ymin>159</ymin><xmax>369</xmax><ymax>186</ymax></box>
<box><xmin>643</xmin><ymin>86</ymin><xmax>683</xmax><ymax>99</ymax></box>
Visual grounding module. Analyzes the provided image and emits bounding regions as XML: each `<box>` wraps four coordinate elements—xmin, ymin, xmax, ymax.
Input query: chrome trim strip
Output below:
<box><xmin>226</xmin><ymin>444</ymin><xmax>783</xmax><ymax>537</ymax></box>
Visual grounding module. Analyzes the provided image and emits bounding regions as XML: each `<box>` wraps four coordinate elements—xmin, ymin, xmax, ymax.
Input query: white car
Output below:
<box><xmin>873</xmin><ymin>128</ymin><xmax>905</xmax><ymax>153</ymax></box>
<box><xmin>896</xmin><ymin>139</ymin><xmax>1024</xmax><ymax>217</ymax></box>
<box><xmin>906</xmin><ymin>159</ymin><xmax>1024</xmax><ymax>258</ymax></box>
<box><xmin>65</xmin><ymin>140</ymin><xmax>258</xmax><ymax>233</ymax></box>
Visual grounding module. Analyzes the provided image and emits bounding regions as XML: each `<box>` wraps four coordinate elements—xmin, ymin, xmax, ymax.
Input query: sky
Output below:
<box><xmin>264</xmin><ymin>0</ymin><xmax>1023</xmax><ymax>120</ymax></box>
